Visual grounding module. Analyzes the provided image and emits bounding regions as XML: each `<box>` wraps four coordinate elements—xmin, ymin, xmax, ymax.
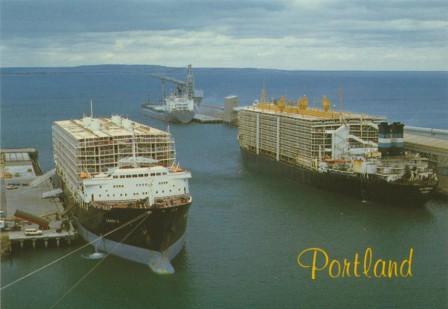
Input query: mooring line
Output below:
<box><xmin>0</xmin><ymin>211</ymin><xmax>150</xmax><ymax>291</ymax></box>
<box><xmin>50</xmin><ymin>213</ymin><xmax>149</xmax><ymax>309</ymax></box>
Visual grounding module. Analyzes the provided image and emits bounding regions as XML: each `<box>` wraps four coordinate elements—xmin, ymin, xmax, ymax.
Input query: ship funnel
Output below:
<box><xmin>378</xmin><ymin>122</ymin><xmax>391</xmax><ymax>156</ymax></box>
<box><xmin>390</xmin><ymin>122</ymin><xmax>404</xmax><ymax>156</ymax></box>
<box><xmin>322</xmin><ymin>96</ymin><xmax>331</xmax><ymax>112</ymax></box>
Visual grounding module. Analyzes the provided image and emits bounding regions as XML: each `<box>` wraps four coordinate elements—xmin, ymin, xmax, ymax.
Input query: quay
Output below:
<box><xmin>0</xmin><ymin>148</ymin><xmax>77</xmax><ymax>256</ymax></box>
<box><xmin>404</xmin><ymin>127</ymin><xmax>448</xmax><ymax>196</ymax></box>
<box><xmin>194</xmin><ymin>96</ymin><xmax>240</xmax><ymax>124</ymax></box>
<box><xmin>193</xmin><ymin>113</ymin><xmax>223</xmax><ymax>123</ymax></box>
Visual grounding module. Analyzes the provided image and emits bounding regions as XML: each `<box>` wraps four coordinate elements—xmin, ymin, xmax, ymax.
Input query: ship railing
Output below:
<box><xmin>90</xmin><ymin>198</ymin><xmax>150</xmax><ymax>210</ymax></box>
<box><xmin>326</xmin><ymin>167</ymin><xmax>354</xmax><ymax>175</ymax></box>
<box><xmin>168</xmin><ymin>166</ymin><xmax>185</xmax><ymax>173</ymax></box>
<box><xmin>152</xmin><ymin>195</ymin><xmax>191</xmax><ymax>209</ymax></box>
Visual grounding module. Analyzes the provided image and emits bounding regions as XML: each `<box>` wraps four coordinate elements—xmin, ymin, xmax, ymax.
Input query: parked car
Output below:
<box><xmin>24</xmin><ymin>228</ymin><xmax>43</xmax><ymax>236</ymax></box>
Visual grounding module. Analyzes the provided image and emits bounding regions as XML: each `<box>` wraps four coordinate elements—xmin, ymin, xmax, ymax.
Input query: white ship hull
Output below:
<box><xmin>142</xmin><ymin>104</ymin><xmax>195</xmax><ymax>124</ymax></box>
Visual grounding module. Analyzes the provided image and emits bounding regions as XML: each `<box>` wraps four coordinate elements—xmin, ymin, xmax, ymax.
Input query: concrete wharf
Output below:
<box><xmin>404</xmin><ymin>126</ymin><xmax>448</xmax><ymax>196</ymax></box>
<box><xmin>1</xmin><ymin>148</ymin><xmax>77</xmax><ymax>255</ymax></box>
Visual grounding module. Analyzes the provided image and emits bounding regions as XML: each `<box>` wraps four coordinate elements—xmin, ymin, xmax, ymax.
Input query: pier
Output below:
<box><xmin>0</xmin><ymin>148</ymin><xmax>77</xmax><ymax>255</ymax></box>
<box><xmin>404</xmin><ymin>126</ymin><xmax>448</xmax><ymax>196</ymax></box>
<box><xmin>194</xmin><ymin>96</ymin><xmax>240</xmax><ymax>124</ymax></box>
<box><xmin>193</xmin><ymin>112</ymin><xmax>223</xmax><ymax>123</ymax></box>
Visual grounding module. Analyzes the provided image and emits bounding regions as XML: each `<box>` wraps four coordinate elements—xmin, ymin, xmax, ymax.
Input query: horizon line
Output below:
<box><xmin>1</xmin><ymin>64</ymin><xmax>447</xmax><ymax>73</ymax></box>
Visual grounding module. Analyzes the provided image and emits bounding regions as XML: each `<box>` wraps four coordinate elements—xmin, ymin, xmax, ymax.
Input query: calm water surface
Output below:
<box><xmin>1</xmin><ymin>68</ymin><xmax>447</xmax><ymax>308</ymax></box>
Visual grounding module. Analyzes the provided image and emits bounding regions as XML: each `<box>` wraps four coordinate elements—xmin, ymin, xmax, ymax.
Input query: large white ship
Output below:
<box><xmin>141</xmin><ymin>64</ymin><xmax>203</xmax><ymax>123</ymax></box>
<box><xmin>52</xmin><ymin>115</ymin><xmax>192</xmax><ymax>274</ymax></box>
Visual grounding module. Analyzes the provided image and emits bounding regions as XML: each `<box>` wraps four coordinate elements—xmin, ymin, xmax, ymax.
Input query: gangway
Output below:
<box><xmin>42</xmin><ymin>188</ymin><xmax>63</xmax><ymax>199</ymax></box>
<box><xmin>28</xmin><ymin>168</ymin><xmax>55</xmax><ymax>187</ymax></box>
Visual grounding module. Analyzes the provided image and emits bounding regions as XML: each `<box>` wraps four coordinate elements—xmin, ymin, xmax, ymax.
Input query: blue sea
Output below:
<box><xmin>1</xmin><ymin>66</ymin><xmax>447</xmax><ymax>308</ymax></box>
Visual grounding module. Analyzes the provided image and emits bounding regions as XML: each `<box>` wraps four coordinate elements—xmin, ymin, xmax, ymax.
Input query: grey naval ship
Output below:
<box><xmin>53</xmin><ymin>115</ymin><xmax>192</xmax><ymax>274</ymax></box>
<box><xmin>238</xmin><ymin>93</ymin><xmax>438</xmax><ymax>205</ymax></box>
<box><xmin>142</xmin><ymin>64</ymin><xmax>203</xmax><ymax>124</ymax></box>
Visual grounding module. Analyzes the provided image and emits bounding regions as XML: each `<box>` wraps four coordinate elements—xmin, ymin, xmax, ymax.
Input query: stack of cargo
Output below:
<box><xmin>238</xmin><ymin>96</ymin><xmax>382</xmax><ymax>167</ymax></box>
<box><xmin>53</xmin><ymin>115</ymin><xmax>175</xmax><ymax>194</ymax></box>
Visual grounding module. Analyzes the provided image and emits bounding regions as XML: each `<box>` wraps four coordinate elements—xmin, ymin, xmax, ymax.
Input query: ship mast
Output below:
<box><xmin>131</xmin><ymin>124</ymin><xmax>137</xmax><ymax>168</ymax></box>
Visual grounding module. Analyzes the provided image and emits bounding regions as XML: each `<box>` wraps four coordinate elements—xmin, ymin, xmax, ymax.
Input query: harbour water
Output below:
<box><xmin>1</xmin><ymin>67</ymin><xmax>447</xmax><ymax>308</ymax></box>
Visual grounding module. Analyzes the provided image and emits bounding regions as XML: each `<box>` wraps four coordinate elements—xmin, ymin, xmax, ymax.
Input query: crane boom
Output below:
<box><xmin>149</xmin><ymin>74</ymin><xmax>186</xmax><ymax>86</ymax></box>
<box><xmin>147</xmin><ymin>65</ymin><xmax>202</xmax><ymax>105</ymax></box>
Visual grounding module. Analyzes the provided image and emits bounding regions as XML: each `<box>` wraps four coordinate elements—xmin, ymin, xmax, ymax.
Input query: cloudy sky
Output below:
<box><xmin>1</xmin><ymin>0</ymin><xmax>447</xmax><ymax>70</ymax></box>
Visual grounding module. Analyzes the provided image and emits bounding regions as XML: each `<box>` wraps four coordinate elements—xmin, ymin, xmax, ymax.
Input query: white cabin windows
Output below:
<box><xmin>117</xmin><ymin>174</ymin><xmax>151</xmax><ymax>178</ymax></box>
<box><xmin>135</xmin><ymin>184</ymin><xmax>149</xmax><ymax>187</ymax></box>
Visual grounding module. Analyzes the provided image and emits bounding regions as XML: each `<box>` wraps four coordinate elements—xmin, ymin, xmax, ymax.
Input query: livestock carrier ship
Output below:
<box><xmin>142</xmin><ymin>64</ymin><xmax>203</xmax><ymax>123</ymax></box>
<box><xmin>53</xmin><ymin>115</ymin><xmax>192</xmax><ymax>274</ymax></box>
<box><xmin>237</xmin><ymin>94</ymin><xmax>438</xmax><ymax>205</ymax></box>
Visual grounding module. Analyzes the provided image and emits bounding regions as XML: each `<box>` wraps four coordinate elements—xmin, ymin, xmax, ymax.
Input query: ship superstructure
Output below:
<box><xmin>53</xmin><ymin>115</ymin><xmax>192</xmax><ymax>274</ymax></box>
<box><xmin>80</xmin><ymin>158</ymin><xmax>189</xmax><ymax>206</ymax></box>
<box><xmin>238</xmin><ymin>95</ymin><xmax>438</xmax><ymax>205</ymax></box>
<box><xmin>141</xmin><ymin>64</ymin><xmax>203</xmax><ymax>123</ymax></box>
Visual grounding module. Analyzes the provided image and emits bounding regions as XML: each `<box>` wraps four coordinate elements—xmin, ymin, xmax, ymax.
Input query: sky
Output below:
<box><xmin>1</xmin><ymin>0</ymin><xmax>447</xmax><ymax>70</ymax></box>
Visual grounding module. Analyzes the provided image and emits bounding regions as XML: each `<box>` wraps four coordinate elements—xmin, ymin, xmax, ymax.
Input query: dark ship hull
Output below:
<box><xmin>62</xmin><ymin>186</ymin><xmax>190</xmax><ymax>274</ymax></box>
<box><xmin>241</xmin><ymin>149</ymin><xmax>437</xmax><ymax>206</ymax></box>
